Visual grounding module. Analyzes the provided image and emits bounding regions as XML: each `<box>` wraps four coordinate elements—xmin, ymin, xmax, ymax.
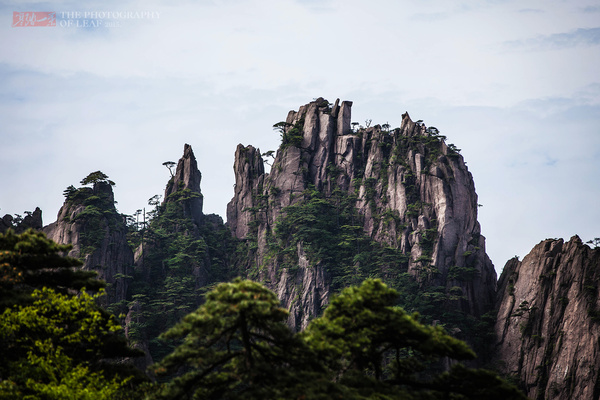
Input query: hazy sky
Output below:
<box><xmin>1</xmin><ymin>0</ymin><xmax>599</xmax><ymax>273</ymax></box>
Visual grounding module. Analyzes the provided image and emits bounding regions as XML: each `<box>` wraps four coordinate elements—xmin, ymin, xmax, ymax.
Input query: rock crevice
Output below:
<box><xmin>494</xmin><ymin>236</ymin><xmax>600</xmax><ymax>400</ymax></box>
<box><xmin>227</xmin><ymin>98</ymin><xmax>497</xmax><ymax>329</ymax></box>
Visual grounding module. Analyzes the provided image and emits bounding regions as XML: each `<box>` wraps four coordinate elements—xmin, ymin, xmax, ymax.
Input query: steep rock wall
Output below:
<box><xmin>127</xmin><ymin>144</ymin><xmax>238</xmax><ymax>370</ymax></box>
<box><xmin>135</xmin><ymin>143</ymin><xmax>208</xmax><ymax>279</ymax></box>
<box><xmin>227</xmin><ymin>98</ymin><xmax>496</xmax><ymax>330</ymax></box>
<box><xmin>494</xmin><ymin>236</ymin><xmax>600</xmax><ymax>400</ymax></box>
<box><xmin>163</xmin><ymin>143</ymin><xmax>204</xmax><ymax>227</ymax></box>
<box><xmin>43</xmin><ymin>181</ymin><xmax>133</xmax><ymax>305</ymax></box>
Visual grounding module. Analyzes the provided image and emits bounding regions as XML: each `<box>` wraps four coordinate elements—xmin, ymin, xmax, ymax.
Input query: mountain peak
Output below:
<box><xmin>164</xmin><ymin>143</ymin><xmax>203</xmax><ymax>226</ymax></box>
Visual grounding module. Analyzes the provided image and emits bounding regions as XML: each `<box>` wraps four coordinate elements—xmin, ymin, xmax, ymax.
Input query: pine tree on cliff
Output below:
<box><xmin>150</xmin><ymin>279</ymin><xmax>527</xmax><ymax>399</ymax></box>
<box><xmin>0</xmin><ymin>229</ymin><xmax>102</xmax><ymax>307</ymax></box>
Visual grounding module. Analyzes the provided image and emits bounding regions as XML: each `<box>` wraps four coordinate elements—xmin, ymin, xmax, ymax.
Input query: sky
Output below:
<box><xmin>1</xmin><ymin>0</ymin><xmax>599</xmax><ymax>274</ymax></box>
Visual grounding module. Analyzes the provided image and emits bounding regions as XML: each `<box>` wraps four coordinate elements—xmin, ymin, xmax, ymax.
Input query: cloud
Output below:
<box><xmin>582</xmin><ymin>6</ymin><xmax>600</xmax><ymax>13</ymax></box>
<box><xmin>503</xmin><ymin>27</ymin><xmax>600</xmax><ymax>51</ymax></box>
<box><xmin>411</xmin><ymin>11</ymin><xmax>449</xmax><ymax>21</ymax></box>
<box><xmin>518</xmin><ymin>8</ymin><xmax>544</xmax><ymax>14</ymax></box>
<box><xmin>2</xmin><ymin>0</ymin><xmax>599</xmax><ymax>275</ymax></box>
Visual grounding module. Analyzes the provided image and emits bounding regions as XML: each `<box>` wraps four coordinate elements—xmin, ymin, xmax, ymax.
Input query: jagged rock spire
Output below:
<box><xmin>226</xmin><ymin>144</ymin><xmax>264</xmax><ymax>239</ymax></box>
<box><xmin>164</xmin><ymin>143</ymin><xmax>203</xmax><ymax>226</ymax></box>
<box><xmin>227</xmin><ymin>97</ymin><xmax>497</xmax><ymax>329</ymax></box>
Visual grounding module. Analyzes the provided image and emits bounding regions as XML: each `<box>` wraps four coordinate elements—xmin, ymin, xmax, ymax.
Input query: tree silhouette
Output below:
<box><xmin>80</xmin><ymin>171</ymin><xmax>115</xmax><ymax>186</ymax></box>
<box><xmin>162</xmin><ymin>161</ymin><xmax>176</xmax><ymax>178</ymax></box>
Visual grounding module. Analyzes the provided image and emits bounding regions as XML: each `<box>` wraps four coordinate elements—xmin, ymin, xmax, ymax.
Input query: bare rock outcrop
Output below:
<box><xmin>227</xmin><ymin>98</ymin><xmax>497</xmax><ymax>329</ymax></box>
<box><xmin>494</xmin><ymin>236</ymin><xmax>600</xmax><ymax>400</ymax></box>
<box><xmin>43</xmin><ymin>181</ymin><xmax>133</xmax><ymax>305</ymax></box>
<box><xmin>227</xmin><ymin>144</ymin><xmax>265</xmax><ymax>239</ymax></box>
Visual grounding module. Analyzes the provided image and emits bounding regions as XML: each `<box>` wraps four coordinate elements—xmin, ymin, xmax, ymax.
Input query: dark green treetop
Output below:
<box><xmin>150</xmin><ymin>278</ymin><xmax>334</xmax><ymax>400</ymax></box>
<box><xmin>303</xmin><ymin>279</ymin><xmax>527</xmax><ymax>399</ymax></box>
<box><xmin>151</xmin><ymin>278</ymin><xmax>526</xmax><ymax>400</ymax></box>
<box><xmin>0</xmin><ymin>229</ymin><xmax>103</xmax><ymax>306</ymax></box>
<box><xmin>80</xmin><ymin>171</ymin><xmax>115</xmax><ymax>186</ymax></box>
<box><xmin>303</xmin><ymin>278</ymin><xmax>476</xmax><ymax>380</ymax></box>
<box><xmin>0</xmin><ymin>231</ymin><xmax>144</xmax><ymax>399</ymax></box>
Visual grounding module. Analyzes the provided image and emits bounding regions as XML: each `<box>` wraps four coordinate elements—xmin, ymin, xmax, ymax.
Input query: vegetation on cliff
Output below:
<box><xmin>124</xmin><ymin>184</ymin><xmax>239</xmax><ymax>362</ymax></box>
<box><xmin>149</xmin><ymin>278</ymin><xmax>525</xmax><ymax>400</ymax></box>
<box><xmin>0</xmin><ymin>230</ymin><xmax>142</xmax><ymax>399</ymax></box>
<box><xmin>2</xmin><ymin>100</ymin><xmax>544</xmax><ymax>399</ymax></box>
<box><xmin>0</xmin><ymin>229</ymin><xmax>102</xmax><ymax>307</ymax></box>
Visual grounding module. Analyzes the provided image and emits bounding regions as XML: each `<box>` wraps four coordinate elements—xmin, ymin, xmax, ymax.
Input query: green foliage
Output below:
<box><xmin>0</xmin><ymin>229</ymin><xmax>103</xmax><ymax>307</ymax></box>
<box><xmin>80</xmin><ymin>170</ymin><xmax>115</xmax><ymax>186</ymax></box>
<box><xmin>448</xmin><ymin>265</ymin><xmax>479</xmax><ymax>282</ymax></box>
<box><xmin>447</xmin><ymin>143</ymin><xmax>461</xmax><ymax>156</ymax></box>
<box><xmin>304</xmin><ymin>279</ymin><xmax>475</xmax><ymax>380</ymax></box>
<box><xmin>153</xmin><ymin>279</ymin><xmax>526</xmax><ymax>400</ymax></box>
<box><xmin>271</xmin><ymin>186</ymin><xmax>409</xmax><ymax>291</ymax></box>
<box><xmin>302</xmin><ymin>279</ymin><xmax>525</xmax><ymax>399</ymax></box>
<box><xmin>0</xmin><ymin>288</ymin><xmax>142</xmax><ymax>399</ymax></box>
<box><xmin>150</xmin><ymin>279</ymin><xmax>324</xmax><ymax>400</ymax></box>
<box><xmin>275</xmin><ymin>118</ymin><xmax>305</xmax><ymax>149</ymax></box>
<box><xmin>125</xmin><ymin>187</ymin><xmax>239</xmax><ymax>363</ymax></box>
<box><xmin>0</xmin><ymin>350</ymin><xmax>127</xmax><ymax>400</ymax></box>
<box><xmin>63</xmin><ymin>185</ymin><xmax>77</xmax><ymax>198</ymax></box>
<box><xmin>0</xmin><ymin>231</ymin><xmax>146</xmax><ymax>398</ymax></box>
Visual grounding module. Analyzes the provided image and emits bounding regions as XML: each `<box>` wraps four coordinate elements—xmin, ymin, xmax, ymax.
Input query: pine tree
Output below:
<box><xmin>0</xmin><ymin>229</ymin><xmax>103</xmax><ymax>307</ymax></box>
<box><xmin>303</xmin><ymin>279</ymin><xmax>527</xmax><ymax>399</ymax></box>
<box><xmin>0</xmin><ymin>229</ymin><xmax>145</xmax><ymax>399</ymax></box>
<box><xmin>0</xmin><ymin>288</ymin><xmax>142</xmax><ymax>399</ymax></box>
<box><xmin>151</xmin><ymin>279</ymin><xmax>527</xmax><ymax>399</ymax></box>
<box><xmin>150</xmin><ymin>278</ymin><xmax>331</xmax><ymax>400</ymax></box>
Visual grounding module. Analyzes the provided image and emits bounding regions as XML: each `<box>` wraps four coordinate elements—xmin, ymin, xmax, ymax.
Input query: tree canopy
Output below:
<box><xmin>80</xmin><ymin>170</ymin><xmax>115</xmax><ymax>186</ymax></box>
<box><xmin>303</xmin><ymin>279</ymin><xmax>526</xmax><ymax>399</ymax></box>
<box><xmin>150</xmin><ymin>279</ymin><xmax>331</xmax><ymax>400</ymax></box>
<box><xmin>0</xmin><ymin>230</ymin><xmax>143</xmax><ymax>399</ymax></box>
<box><xmin>0</xmin><ymin>229</ymin><xmax>103</xmax><ymax>307</ymax></box>
<box><xmin>151</xmin><ymin>278</ymin><xmax>527</xmax><ymax>400</ymax></box>
<box><xmin>0</xmin><ymin>288</ymin><xmax>141</xmax><ymax>399</ymax></box>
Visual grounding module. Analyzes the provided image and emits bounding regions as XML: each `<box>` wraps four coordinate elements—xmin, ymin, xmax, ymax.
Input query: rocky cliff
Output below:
<box><xmin>227</xmin><ymin>98</ymin><xmax>497</xmax><ymax>330</ymax></box>
<box><xmin>494</xmin><ymin>236</ymin><xmax>600</xmax><ymax>400</ymax></box>
<box><xmin>1</xmin><ymin>207</ymin><xmax>43</xmax><ymax>233</ymax></box>
<box><xmin>163</xmin><ymin>143</ymin><xmax>204</xmax><ymax>227</ymax></box>
<box><xmin>126</xmin><ymin>144</ymin><xmax>236</xmax><ymax>369</ymax></box>
<box><xmin>133</xmin><ymin>144</ymin><xmax>211</xmax><ymax>280</ymax></box>
<box><xmin>43</xmin><ymin>180</ymin><xmax>133</xmax><ymax>305</ymax></box>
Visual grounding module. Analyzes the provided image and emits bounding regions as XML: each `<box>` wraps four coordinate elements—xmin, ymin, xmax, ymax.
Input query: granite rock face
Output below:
<box><xmin>227</xmin><ymin>144</ymin><xmax>265</xmax><ymax>239</ymax></box>
<box><xmin>227</xmin><ymin>98</ymin><xmax>497</xmax><ymax>329</ymax></box>
<box><xmin>134</xmin><ymin>143</ymin><xmax>207</xmax><ymax>272</ymax></box>
<box><xmin>163</xmin><ymin>143</ymin><xmax>204</xmax><ymax>227</ymax></box>
<box><xmin>494</xmin><ymin>236</ymin><xmax>600</xmax><ymax>400</ymax></box>
<box><xmin>43</xmin><ymin>181</ymin><xmax>133</xmax><ymax>305</ymax></box>
<box><xmin>128</xmin><ymin>144</ymin><xmax>235</xmax><ymax>371</ymax></box>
